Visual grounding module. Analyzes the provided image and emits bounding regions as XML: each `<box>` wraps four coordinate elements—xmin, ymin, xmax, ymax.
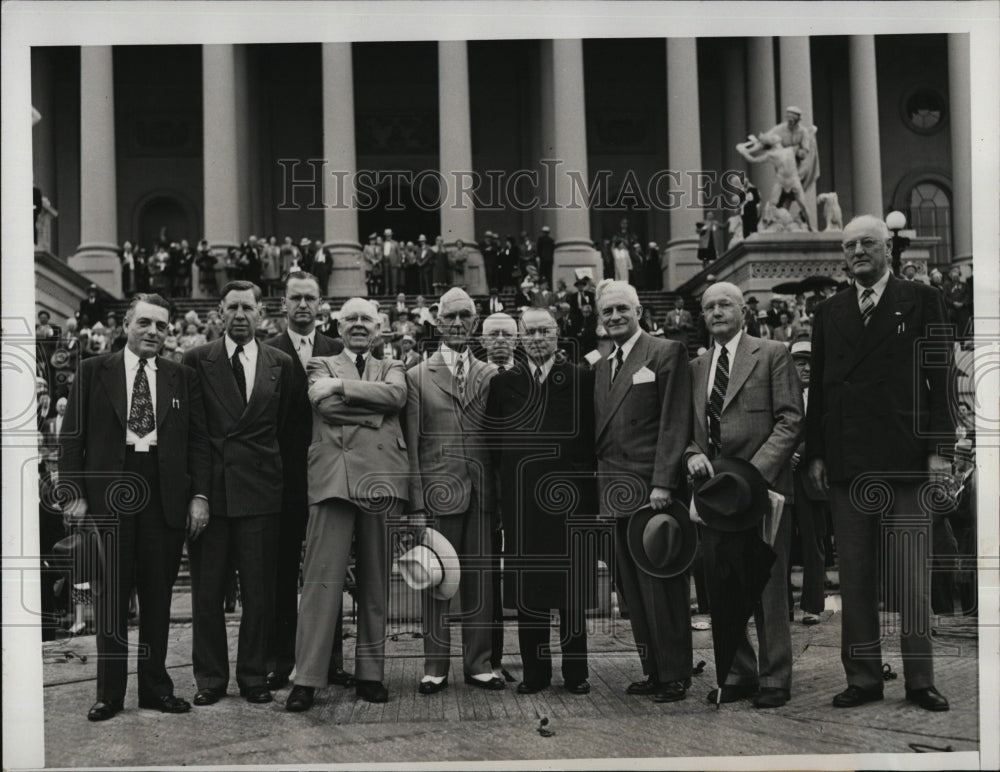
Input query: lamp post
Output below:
<box><xmin>885</xmin><ymin>210</ymin><xmax>909</xmax><ymax>277</ymax></box>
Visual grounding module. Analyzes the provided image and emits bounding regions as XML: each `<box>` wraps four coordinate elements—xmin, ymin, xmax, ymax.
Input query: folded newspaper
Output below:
<box><xmin>761</xmin><ymin>490</ymin><xmax>785</xmax><ymax>547</ymax></box>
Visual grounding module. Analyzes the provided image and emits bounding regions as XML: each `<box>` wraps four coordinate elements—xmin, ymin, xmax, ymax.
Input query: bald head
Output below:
<box><xmin>701</xmin><ymin>282</ymin><xmax>746</xmax><ymax>344</ymax></box>
<box><xmin>702</xmin><ymin>281</ymin><xmax>744</xmax><ymax>308</ymax></box>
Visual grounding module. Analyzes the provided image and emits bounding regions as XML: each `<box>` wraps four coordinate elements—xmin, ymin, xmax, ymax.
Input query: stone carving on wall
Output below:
<box><xmin>817</xmin><ymin>192</ymin><xmax>843</xmax><ymax>231</ymax></box>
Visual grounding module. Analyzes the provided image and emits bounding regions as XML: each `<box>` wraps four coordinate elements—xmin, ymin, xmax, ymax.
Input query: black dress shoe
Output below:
<box><xmin>832</xmin><ymin>684</ymin><xmax>884</xmax><ymax>708</ymax></box>
<box><xmin>905</xmin><ymin>686</ymin><xmax>950</xmax><ymax>712</ymax></box>
<box><xmin>138</xmin><ymin>694</ymin><xmax>191</xmax><ymax>714</ymax></box>
<box><xmin>464</xmin><ymin>674</ymin><xmax>506</xmax><ymax>690</ymax></box>
<box><xmin>752</xmin><ymin>687</ymin><xmax>790</xmax><ymax>709</ymax></box>
<box><xmin>328</xmin><ymin>667</ymin><xmax>355</xmax><ymax>687</ymax></box>
<box><xmin>418</xmin><ymin>678</ymin><xmax>448</xmax><ymax>695</ymax></box>
<box><xmin>240</xmin><ymin>685</ymin><xmax>273</xmax><ymax>704</ymax></box>
<box><xmin>706</xmin><ymin>683</ymin><xmax>758</xmax><ymax>704</ymax></box>
<box><xmin>516</xmin><ymin>681</ymin><xmax>550</xmax><ymax>695</ymax></box>
<box><xmin>87</xmin><ymin>700</ymin><xmax>124</xmax><ymax>722</ymax></box>
<box><xmin>652</xmin><ymin>680</ymin><xmax>688</xmax><ymax>703</ymax></box>
<box><xmin>356</xmin><ymin>680</ymin><xmax>388</xmax><ymax>703</ymax></box>
<box><xmin>285</xmin><ymin>685</ymin><xmax>315</xmax><ymax>712</ymax></box>
<box><xmin>626</xmin><ymin>676</ymin><xmax>660</xmax><ymax>695</ymax></box>
<box><xmin>193</xmin><ymin>688</ymin><xmax>226</xmax><ymax>706</ymax></box>
<box><xmin>565</xmin><ymin>680</ymin><xmax>591</xmax><ymax>695</ymax></box>
<box><xmin>266</xmin><ymin>671</ymin><xmax>290</xmax><ymax>690</ymax></box>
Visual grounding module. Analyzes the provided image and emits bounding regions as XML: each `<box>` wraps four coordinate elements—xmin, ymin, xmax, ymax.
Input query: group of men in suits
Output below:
<box><xmin>60</xmin><ymin>212</ymin><xmax>954</xmax><ymax>720</ymax></box>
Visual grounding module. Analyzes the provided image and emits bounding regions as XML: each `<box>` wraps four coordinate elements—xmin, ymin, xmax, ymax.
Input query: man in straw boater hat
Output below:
<box><xmin>593</xmin><ymin>279</ymin><xmax>694</xmax><ymax>703</ymax></box>
<box><xmin>685</xmin><ymin>281</ymin><xmax>803</xmax><ymax>709</ymax></box>
<box><xmin>284</xmin><ymin>297</ymin><xmax>410</xmax><ymax>711</ymax></box>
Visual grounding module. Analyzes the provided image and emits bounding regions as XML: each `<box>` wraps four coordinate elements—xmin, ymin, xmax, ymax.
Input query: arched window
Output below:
<box><xmin>908</xmin><ymin>181</ymin><xmax>952</xmax><ymax>265</ymax></box>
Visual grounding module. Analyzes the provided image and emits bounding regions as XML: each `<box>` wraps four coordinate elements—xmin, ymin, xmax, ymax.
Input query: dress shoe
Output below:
<box><xmin>240</xmin><ymin>685</ymin><xmax>273</xmax><ymax>704</ymax></box>
<box><xmin>516</xmin><ymin>681</ymin><xmax>550</xmax><ymax>695</ymax></box>
<box><xmin>266</xmin><ymin>671</ymin><xmax>290</xmax><ymax>690</ymax></box>
<box><xmin>905</xmin><ymin>686</ymin><xmax>950</xmax><ymax>712</ymax></box>
<box><xmin>802</xmin><ymin>613</ymin><xmax>821</xmax><ymax>626</ymax></box>
<box><xmin>418</xmin><ymin>678</ymin><xmax>448</xmax><ymax>695</ymax></box>
<box><xmin>138</xmin><ymin>694</ymin><xmax>191</xmax><ymax>714</ymax></box>
<box><xmin>565</xmin><ymin>680</ymin><xmax>591</xmax><ymax>695</ymax></box>
<box><xmin>356</xmin><ymin>680</ymin><xmax>389</xmax><ymax>703</ymax></box>
<box><xmin>832</xmin><ymin>684</ymin><xmax>884</xmax><ymax>708</ymax></box>
<box><xmin>193</xmin><ymin>688</ymin><xmax>226</xmax><ymax>706</ymax></box>
<box><xmin>328</xmin><ymin>667</ymin><xmax>355</xmax><ymax>687</ymax></box>
<box><xmin>464</xmin><ymin>674</ymin><xmax>506</xmax><ymax>690</ymax></box>
<box><xmin>651</xmin><ymin>680</ymin><xmax>688</xmax><ymax>703</ymax></box>
<box><xmin>285</xmin><ymin>685</ymin><xmax>315</xmax><ymax>712</ymax></box>
<box><xmin>706</xmin><ymin>683</ymin><xmax>758</xmax><ymax>704</ymax></box>
<box><xmin>752</xmin><ymin>687</ymin><xmax>790</xmax><ymax>709</ymax></box>
<box><xmin>625</xmin><ymin>676</ymin><xmax>660</xmax><ymax>695</ymax></box>
<box><xmin>87</xmin><ymin>700</ymin><xmax>124</xmax><ymax>722</ymax></box>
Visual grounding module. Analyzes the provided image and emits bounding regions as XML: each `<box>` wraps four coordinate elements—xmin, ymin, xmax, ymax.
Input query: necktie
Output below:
<box><xmin>231</xmin><ymin>345</ymin><xmax>247</xmax><ymax>406</ymax></box>
<box><xmin>298</xmin><ymin>337</ymin><xmax>312</xmax><ymax>368</ymax></box>
<box><xmin>610</xmin><ymin>348</ymin><xmax>624</xmax><ymax>384</ymax></box>
<box><xmin>534</xmin><ymin>365</ymin><xmax>544</xmax><ymax>386</ymax></box>
<box><xmin>708</xmin><ymin>346</ymin><xmax>729</xmax><ymax>455</ymax></box>
<box><xmin>860</xmin><ymin>288</ymin><xmax>875</xmax><ymax>326</ymax></box>
<box><xmin>355</xmin><ymin>353</ymin><xmax>366</xmax><ymax>378</ymax></box>
<box><xmin>455</xmin><ymin>355</ymin><xmax>466</xmax><ymax>398</ymax></box>
<box><xmin>128</xmin><ymin>358</ymin><xmax>155</xmax><ymax>437</ymax></box>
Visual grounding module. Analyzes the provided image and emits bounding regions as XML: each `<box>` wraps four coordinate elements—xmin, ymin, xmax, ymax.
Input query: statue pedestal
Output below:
<box><xmin>553</xmin><ymin>240</ymin><xmax>603</xmax><ymax>291</ymax></box>
<box><xmin>663</xmin><ymin>237</ymin><xmax>702</xmax><ymax>292</ymax></box>
<box><xmin>325</xmin><ymin>242</ymin><xmax>366</xmax><ymax>297</ymax></box>
<box><xmin>69</xmin><ymin>246</ymin><xmax>122</xmax><ymax>298</ymax></box>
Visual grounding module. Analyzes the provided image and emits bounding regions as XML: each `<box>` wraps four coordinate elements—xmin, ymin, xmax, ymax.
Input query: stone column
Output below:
<box><xmin>546</xmin><ymin>39</ymin><xmax>601</xmax><ymax>290</ymax></box>
<box><xmin>848</xmin><ymin>36</ymin><xmax>883</xmax><ymax>222</ymax></box>
<box><xmin>948</xmin><ymin>34</ymin><xmax>972</xmax><ymax>259</ymax></box>
<box><xmin>721</xmin><ymin>42</ymin><xmax>748</xmax><ymax>177</ymax></box>
<box><xmin>778</xmin><ymin>36</ymin><xmax>818</xmax><ymax>227</ymax></box>
<box><xmin>321</xmin><ymin>42</ymin><xmax>365</xmax><ymax>296</ymax></box>
<box><xmin>746</xmin><ymin>37</ymin><xmax>777</xmax><ymax>202</ymax></box>
<box><xmin>665</xmin><ymin>38</ymin><xmax>703</xmax><ymax>290</ymax></box>
<box><xmin>70</xmin><ymin>46</ymin><xmax>121</xmax><ymax>296</ymax></box>
<box><xmin>438</xmin><ymin>41</ymin><xmax>485</xmax><ymax>295</ymax></box>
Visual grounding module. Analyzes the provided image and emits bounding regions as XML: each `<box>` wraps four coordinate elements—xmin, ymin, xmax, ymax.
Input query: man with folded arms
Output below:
<box><xmin>685</xmin><ymin>281</ymin><xmax>803</xmax><ymax>708</ymax></box>
<box><xmin>285</xmin><ymin>298</ymin><xmax>409</xmax><ymax>710</ymax></box>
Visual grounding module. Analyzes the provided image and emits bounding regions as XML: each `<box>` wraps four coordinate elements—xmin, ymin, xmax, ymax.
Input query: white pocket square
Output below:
<box><xmin>632</xmin><ymin>366</ymin><xmax>655</xmax><ymax>385</ymax></box>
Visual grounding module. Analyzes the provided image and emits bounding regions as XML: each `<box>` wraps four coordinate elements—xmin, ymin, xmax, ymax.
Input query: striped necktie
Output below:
<box><xmin>860</xmin><ymin>288</ymin><xmax>875</xmax><ymax>326</ymax></box>
<box><xmin>708</xmin><ymin>346</ymin><xmax>729</xmax><ymax>456</ymax></box>
<box><xmin>454</xmin><ymin>355</ymin><xmax>465</xmax><ymax>398</ymax></box>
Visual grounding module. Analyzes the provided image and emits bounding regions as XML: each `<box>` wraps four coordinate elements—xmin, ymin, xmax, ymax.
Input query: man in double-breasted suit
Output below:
<box><xmin>263</xmin><ymin>272</ymin><xmax>349</xmax><ymax>692</ymax></box>
<box><xmin>406</xmin><ymin>288</ymin><xmax>503</xmax><ymax>693</ymax></box>
<box><xmin>60</xmin><ymin>293</ymin><xmax>211</xmax><ymax>720</ymax></box>
<box><xmin>486</xmin><ymin>308</ymin><xmax>597</xmax><ymax>695</ymax></box>
<box><xmin>593</xmin><ymin>279</ymin><xmax>693</xmax><ymax>703</ymax></box>
<box><xmin>182</xmin><ymin>281</ymin><xmax>294</xmax><ymax>706</ymax></box>
<box><xmin>805</xmin><ymin>215</ymin><xmax>953</xmax><ymax>712</ymax></box>
<box><xmin>285</xmin><ymin>297</ymin><xmax>410</xmax><ymax>710</ymax></box>
<box><xmin>685</xmin><ymin>281</ymin><xmax>803</xmax><ymax>709</ymax></box>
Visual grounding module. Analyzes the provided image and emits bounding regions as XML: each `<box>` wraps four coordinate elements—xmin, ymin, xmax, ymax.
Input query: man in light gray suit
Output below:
<box><xmin>685</xmin><ymin>281</ymin><xmax>803</xmax><ymax>708</ymax></box>
<box><xmin>594</xmin><ymin>279</ymin><xmax>693</xmax><ymax>703</ymax></box>
<box><xmin>406</xmin><ymin>288</ymin><xmax>502</xmax><ymax>694</ymax></box>
<box><xmin>284</xmin><ymin>297</ymin><xmax>409</xmax><ymax>711</ymax></box>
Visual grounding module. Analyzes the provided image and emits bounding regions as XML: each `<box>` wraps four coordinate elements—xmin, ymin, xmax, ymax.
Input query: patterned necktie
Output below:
<box><xmin>610</xmin><ymin>347</ymin><xmax>624</xmax><ymax>384</ymax></box>
<box><xmin>860</xmin><ymin>288</ymin><xmax>875</xmax><ymax>327</ymax></box>
<box><xmin>231</xmin><ymin>345</ymin><xmax>247</xmax><ymax>406</ymax></box>
<box><xmin>708</xmin><ymin>346</ymin><xmax>729</xmax><ymax>456</ymax></box>
<box><xmin>454</xmin><ymin>355</ymin><xmax>466</xmax><ymax>398</ymax></box>
<box><xmin>355</xmin><ymin>353</ymin><xmax>366</xmax><ymax>378</ymax></box>
<box><xmin>534</xmin><ymin>365</ymin><xmax>544</xmax><ymax>386</ymax></box>
<box><xmin>128</xmin><ymin>358</ymin><xmax>155</xmax><ymax>437</ymax></box>
<box><xmin>298</xmin><ymin>337</ymin><xmax>311</xmax><ymax>369</ymax></box>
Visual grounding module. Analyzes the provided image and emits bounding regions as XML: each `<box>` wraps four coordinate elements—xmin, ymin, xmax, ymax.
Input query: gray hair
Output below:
<box><xmin>595</xmin><ymin>279</ymin><xmax>640</xmax><ymax>308</ymax></box>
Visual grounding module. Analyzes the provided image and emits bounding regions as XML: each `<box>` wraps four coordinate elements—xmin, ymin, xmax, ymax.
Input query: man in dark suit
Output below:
<box><xmin>78</xmin><ymin>284</ymin><xmax>106</xmax><ymax>328</ymax></box>
<box><xmin>806</xmin><ymin>215</ymin><xmax>953</xmax><ymax>712</ymax></box>
<box><xmin>685</xmin><ymin>281</ymin><xmax>803</xmax><ymax>709</ymax></box>
<box><xmin>486</xmin><ymin>308</ymin><xmax>596</xmax><ymax>695</ymax></box>
<box><xmin>536</xmin><ymin>225</ymin><xmax>555</xmax><ymax>285</ymax></box>
<box><xmin>182</xmin><ymin>280</ymin><xmax>295</xmax><ymax>706</ymax></box>
<box><xmin>262</xmin><ymin>272</ymin><xmax>349</xmax><ymax>693</ymax></box>
<box><xmin>60</xmin><ymin>293</ymin><xmax>211</xmax><ymax>720</ymax></box>
<box><xmin>593</xmin><ymin>280</ymin><xmax>693</xmax><ymax>703</ymax></box>
<box><xmin>663</xmin><ymin>296</ymin><xmax>695</xmax><ymax>350</ymax></box>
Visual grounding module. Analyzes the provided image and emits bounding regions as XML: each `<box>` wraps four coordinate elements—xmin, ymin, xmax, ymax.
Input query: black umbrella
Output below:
<box><xmin>701</xmin><ymin>529</ymin><xmax>776</xmax><ymax>708</ymax></box>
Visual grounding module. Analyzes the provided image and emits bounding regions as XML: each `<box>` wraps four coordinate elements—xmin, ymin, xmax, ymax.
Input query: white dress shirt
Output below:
<box><xmin>706</xmin><ymin>330</ymin><xmax>742</xmax><ymax>401</ymax></box>
<box><xmin>224</xmin><ymin>336</ymin><xmax>258</xmax><ymax>403</ymax></box>
<box><xmin>438</xmin><ymin>343</ymin><xmax>473</xmax><ymax>377</ymax></box>
<box><xmin>124</xmin><ymin>346</ymin><xmax>158</xmax><ymax>450</ymax></box>
<box><xmin>855</xmin><ymin>269</ymin><xmax>891</xmax><ymax>311</ymax></box>
<box><xmin>610</xmin><ymin>327</ymin><xmax>643</xmax><ymax>378</ymax></box>
<box><xmin>286</xmin><ymin>328</ymin><xmax>314</xmax><ymax>368</ymax></box>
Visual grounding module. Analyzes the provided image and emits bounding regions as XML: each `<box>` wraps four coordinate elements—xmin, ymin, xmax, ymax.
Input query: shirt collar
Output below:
<box><xmin>529</xmin><ymin>356</ymin><xmax>556</xmax><ymax>380</ymax></box>
<box><xmin>439</xmin><ymin>343</ymin><xmax>471</xmax><ymax>369</ymax></box>
<box><xmin>123</xmin><ymin>346</ymin><xmax>157</xmax><ymax>371</ymax></box>
<box><xmin>714</xmin><ymin>330</ymin><xmax>742</xmax><ymax>358</ymax></box>
<box><xmin>225</xmin><ymin>335</ymin><xmax>257</xmax><ymax>358</ymax></box>
<box><xmin>612</xmin><ymin>327</ymin><xmax>643</xmax><ymax>360</ymax></box>
<box><xmin>287</xmin><ymin>328</ymin><xmax>313</xmax><ymax>349</ymax></box>
<box><xmin>856</xmin><ymin>269</ymin><xmax>891</xmax><ymax>302</ymax></box>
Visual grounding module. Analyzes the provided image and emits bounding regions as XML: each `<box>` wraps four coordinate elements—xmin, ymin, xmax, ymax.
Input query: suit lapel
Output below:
<box><xmin>204</xmin><ymin>339</ymin><xmax>245</xmax><ymax>424</ymax></box>
<box><xmin>99</xmin><ymin>351</ymin><xmax>127</xmax><ymax>429</ymax></box>
<box><xmin>427</xmin><ymin>352</ymin><xmax>460</xmax><ymax>401</ymax></box>
<box><xmin>830</xmin><ymin>286</ymin><xmax>865</xmax><ymax>350</ymax></box>
<box><xmin>237</xmin><ymin>344</ymin><xmax>281</xmax><ymax>430</ymax></box>
<box><xmin>722</xmin><ymin>335</ymin><xmax>759</xmax><ymax>413</ymax></box>
<box><xmin>596</xmin><ymin>333</ymin><xmax>651</xmax><ymax>438</ymax></box>
<box><xmin>156</xmin><ymin>358</ymin><xmax>177</xmax><ymax>429</ymax></box>
<box><xmin>691</xmin><ymin>353</ymin><xmax>710</xmax><ymax>434</ymax></box>
<box><xmin>847</xmin><ymin>277</ymin><xmax>911</xmax><ymax>375</ymax></box>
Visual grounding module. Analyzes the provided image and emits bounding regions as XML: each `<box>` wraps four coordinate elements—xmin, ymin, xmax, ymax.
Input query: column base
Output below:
<box><xmin>324</xmin><ymin>241</ymin><xmax>366</xmax><ymax>297</ymax></box>
<box><xmin>553</xmin><ymin>240</ymin><xmax>603</xmax><ymax>292</ymax></box>
<box><xmin>663</xmin><ymin>237</ymin><xmax>701</xmax><ymax>292</ymax></box>
<box><xmin>69</xmin><ymin>245</ymin><xmax>122</xmax><ymax>298</ymax></box>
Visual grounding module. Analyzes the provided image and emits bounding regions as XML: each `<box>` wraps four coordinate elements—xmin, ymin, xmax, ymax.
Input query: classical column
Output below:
<box><xmin>70</xmin><ymin>46</ymin><xmax>121</xmax><ymax>296</ymax></box>
<box><xmin>948</xmin><ymin>34</ymin><xmax>972</xmax><ymax>259</ymax></box>
<box><xmin>665</xmin><ymin>38</ymin><xmax>703</xmax><ymax>290</ymax></box>
<box><xmin>321</xmin><ymin>42</ymin><xmax>365</xmax><ymax>296</ymax></box>
<box><xmin>848</xmin><ymin>36</ymin><xmax>883</xmax><ymax>222</ymax></box>
<box><xmin>778</xmin><ymin>36</ymin><xmax>818</xmax><ymax>227</ymax></box>
<box><xmin>746</xmin><ymin>37</ymin><xmax>777</xmax><ymax>202</ymax></box>
<box><xmin>721</xmin><ymin>42</ymin><xmax>748</xmax><ymax>178</ymax></box>
<box><xmin>546</xmin><ymin>39</ymin><xmax>601</xmax><ymax>290</ymax></box>
<box><xmin>438</xmin><ymin>41</ymin><xmax>485</xmax><ymax>295</ymax></box>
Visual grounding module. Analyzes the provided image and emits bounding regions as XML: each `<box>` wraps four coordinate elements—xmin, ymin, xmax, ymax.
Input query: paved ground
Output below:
<box><xmin>34</xmin><ymin>575</ymin><xmax>983</xmax><ymax>769</ymax></box>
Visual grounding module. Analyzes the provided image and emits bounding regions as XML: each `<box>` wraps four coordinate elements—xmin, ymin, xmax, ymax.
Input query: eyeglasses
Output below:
<box><xmin>842</xmin><ymin>237</ymin><xmax>883</xmax><ymax>253</ymax></box>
